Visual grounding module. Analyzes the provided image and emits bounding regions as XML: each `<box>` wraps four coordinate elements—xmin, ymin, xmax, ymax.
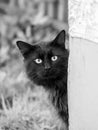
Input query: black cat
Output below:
<box><xmin>16</xmin><ymin>30</ymin><xmax>69</xmax><ymax>125</ymax></box>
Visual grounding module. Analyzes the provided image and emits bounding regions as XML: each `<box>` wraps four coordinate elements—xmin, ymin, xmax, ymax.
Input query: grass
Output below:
<box><xmin>0</xmin><ymin>86</ymin><xmax>67</xmax><ymax>130</ymax></box>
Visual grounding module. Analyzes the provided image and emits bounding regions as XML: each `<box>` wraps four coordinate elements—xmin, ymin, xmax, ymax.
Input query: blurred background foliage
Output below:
<box><xmin>0</xmin><ymin>0</ymin><xmax>68</xmax><ymax>129</ymax></box>
<box><xmin>0</xmin><ymin>0</ymin><xmax>68</xmax><ymax>106</ymax></box>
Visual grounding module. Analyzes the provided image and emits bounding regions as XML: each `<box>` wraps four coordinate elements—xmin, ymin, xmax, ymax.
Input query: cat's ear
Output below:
<box><xmin>16</xmin><ymin>41</ymin><xmax>33</xmax><ymax>58</ymax></box>
<box><xmin>54</xmin><ymin>30</ymin><xmax>66</xmax><ymax>48</ymax></box>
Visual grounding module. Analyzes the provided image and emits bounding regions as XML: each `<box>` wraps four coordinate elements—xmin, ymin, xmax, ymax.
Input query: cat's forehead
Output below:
<box><xmin>35</xmin><ymin>41</ymin><xmax>52</xmax><ymax>52</ymax></box>
<box><xmin>34</xmin><ymin>41</ymin><xmax>65</xmax><ymax>56</ymax></box>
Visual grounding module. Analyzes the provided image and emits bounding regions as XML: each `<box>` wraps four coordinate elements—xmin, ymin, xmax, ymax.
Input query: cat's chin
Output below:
<box><xmin>39</xmin><ymin>75</ymin><xmax>58</xmax><ymax>81</ymax></box>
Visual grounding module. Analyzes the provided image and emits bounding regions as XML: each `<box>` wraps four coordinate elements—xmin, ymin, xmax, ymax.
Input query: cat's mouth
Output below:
<box><xmin>38</xmin><ymin>69</ymin><xmax>59</xmax><ymax>79</ymax></box>
<box><xmin>41</xmin><ymin>72</ymin><xmax>57</xmax><ymax>79</ymax></box>
<box><xmin>42</xmin><ymin>73</ymin><xmax>51</xmax><ymax>78</ymax></box>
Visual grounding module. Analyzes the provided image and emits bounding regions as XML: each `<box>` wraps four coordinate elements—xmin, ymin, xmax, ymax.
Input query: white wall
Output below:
<box><xmin>68</xmin><ymin>0</ymin><xmax>98</xmax><ymax>130</ymax></box>
<box><xmin>68</xmin><ymin>38</ymin><xmax>98</xmax><ymax>130</ymax></box>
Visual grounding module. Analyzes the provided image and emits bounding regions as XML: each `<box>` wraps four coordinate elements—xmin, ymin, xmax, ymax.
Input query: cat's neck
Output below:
<box><xmin>45</xmin><ymin>76</ymin><xmax>67</xmax><ymax>92</ymax></box>
<box><xmin>47</xmin><ymin>77</ymin><xmax>68</xmax><ymax>123</ymax></box>
<box><xmin>33</xmin><ymin>75</ymin><xmax>68</xmax><ymax>123</ymax></box>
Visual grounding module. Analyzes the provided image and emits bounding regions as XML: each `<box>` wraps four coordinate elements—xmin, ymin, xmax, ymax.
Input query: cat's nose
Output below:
<box><xmin>44</xmin><ymin>63</ymin><xmax>51</xmax><ymax>70</ymax></box>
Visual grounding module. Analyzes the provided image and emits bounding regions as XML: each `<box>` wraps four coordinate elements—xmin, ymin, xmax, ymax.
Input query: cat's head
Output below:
<box><xmin>16</xmin><ymin>30</ymin><xmax>69</xmax><ymax>86</ymax></box>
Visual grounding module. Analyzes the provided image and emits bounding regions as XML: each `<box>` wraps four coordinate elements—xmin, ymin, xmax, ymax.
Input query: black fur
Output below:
<box><xmin>16</xmin><ymin>30</ymin><xmax>69</xmax><ymax>124</ymax></box>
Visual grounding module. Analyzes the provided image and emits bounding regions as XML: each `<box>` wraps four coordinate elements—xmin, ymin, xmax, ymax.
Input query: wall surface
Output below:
<box><xmin>68</xmin><ymin>0</ymin><xmax>98</xmax><ymax>130</ymax></box>
<box><xmin>69</xmin><ymin>0</ymin><xmax>98</xmax><ymax>43</ymax></box>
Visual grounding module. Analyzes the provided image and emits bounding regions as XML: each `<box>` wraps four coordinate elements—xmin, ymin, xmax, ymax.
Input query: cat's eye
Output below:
<box><xmin>34</xmin><ymin>59</ymin><xmax>42</xmax><ymax>64</ymax></box>
<box><xmin>51</xmin><ymin>56</ymin><xmax>58</xmax><ymax>61</ymax></box>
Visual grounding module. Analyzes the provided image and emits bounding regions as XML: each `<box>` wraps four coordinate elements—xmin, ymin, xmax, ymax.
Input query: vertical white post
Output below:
<box><xmin>58</xmin><ymin>0</ymin><xmax>65</xmax><ymax>21</ymax></box>
<box><xmin>48</xmin><ymin>1</ymin><xmax>54</xmax><ymax>18</ymax></box>
<box><xmin>68</xmin><ymin>1</ymin><xmax>98</xmax><ymax>130</ymax></box>
<box><xmin>39</xmin><ymin>2</ymin><xmax>46</xmax><ymax>17</ymax></box>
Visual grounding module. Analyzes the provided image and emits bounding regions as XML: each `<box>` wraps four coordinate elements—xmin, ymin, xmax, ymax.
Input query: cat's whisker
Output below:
<box><xmin>27</xmin><ymin>71</ymin><xmax>38</xmax><ymax>79</ymax></box>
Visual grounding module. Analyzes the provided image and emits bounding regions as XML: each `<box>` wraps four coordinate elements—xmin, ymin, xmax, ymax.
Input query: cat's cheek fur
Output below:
<box><xmin>25</xmin><ymin>61</ymin><xmax>44</xmax><ymax>84</ymax></box>
<box><xmin>25</xmin><ymin>61</ymin><xmax>36</xmax><ymax>78</ymax></box>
